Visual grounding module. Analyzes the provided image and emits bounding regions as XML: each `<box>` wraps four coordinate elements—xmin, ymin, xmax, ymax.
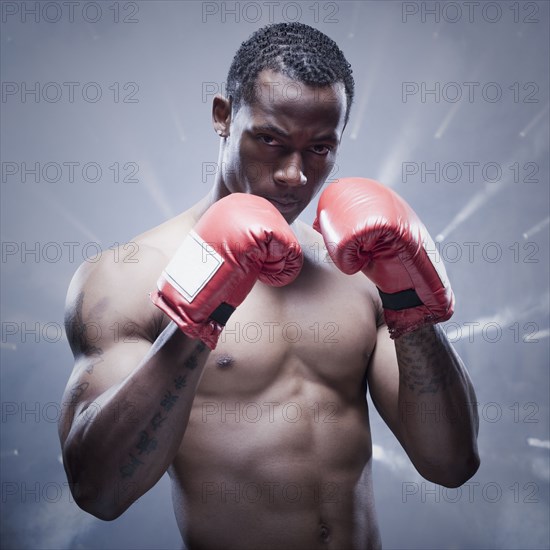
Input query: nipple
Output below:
<box><xmin>216</xmin><ymin>354</ymin><xmax>234</xmax><ymax>369</ymax></box>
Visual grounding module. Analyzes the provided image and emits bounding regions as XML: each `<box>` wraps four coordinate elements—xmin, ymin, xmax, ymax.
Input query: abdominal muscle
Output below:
<box><xmin>168</xmin><ymin>367</ymin><xmax>381</xmax><ymax>550</ymax></box>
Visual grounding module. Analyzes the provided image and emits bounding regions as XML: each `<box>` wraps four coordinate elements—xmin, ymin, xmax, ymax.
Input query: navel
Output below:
<box><xmin>319</xmin><ymin>522</ymin><xmax>331</xmax><ymax>543</ymax></box>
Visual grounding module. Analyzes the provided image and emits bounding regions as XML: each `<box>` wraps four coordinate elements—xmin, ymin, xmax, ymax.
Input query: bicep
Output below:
<box><xmin>59</xmin><ymin>251</ymin><xmax>164</xmax><ymax>443</ymax></box>
<box><xmin>59</xmin><ymin>336</ymin><xmax>152</xmax><ymax>444</ymax></box>
<box><xmin>367</xmin><ymin>324</ymin><xmax>402</xmax><ymax>437</ymax></box>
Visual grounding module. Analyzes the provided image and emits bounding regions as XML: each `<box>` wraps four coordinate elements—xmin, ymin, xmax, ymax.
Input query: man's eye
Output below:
<box><xmin>311</xmin><ymin>145</ymin><xmax>331</xmax><ymax>155</ymax></box>
<box><xmin>258</xmin><ymin>135</ymin><xmax>277</xmax><ymax>145</ymax></box>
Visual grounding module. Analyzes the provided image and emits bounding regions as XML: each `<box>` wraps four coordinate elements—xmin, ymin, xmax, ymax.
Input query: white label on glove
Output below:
<box><xmin>162</xmin><ymin>230</ymin><xmax>224</xmax><ymax>302</ymax></box>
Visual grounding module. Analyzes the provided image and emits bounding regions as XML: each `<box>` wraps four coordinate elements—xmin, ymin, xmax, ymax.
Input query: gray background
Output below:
<box><xmin>1</xmin><ymin>1</ymin><xmax>549</xmax><ymax>549</ymax></box>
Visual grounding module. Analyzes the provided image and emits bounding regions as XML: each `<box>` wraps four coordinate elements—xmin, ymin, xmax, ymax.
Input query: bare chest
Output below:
<box><xmin>197</xmin><ymin>260</ymin><xmax>379</xmax><ymax>399</ymax></box>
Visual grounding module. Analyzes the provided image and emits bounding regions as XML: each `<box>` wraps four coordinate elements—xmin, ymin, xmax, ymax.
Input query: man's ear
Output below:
<box><xmin>212</xmin><ymin>94</ymin><xmax>232</xmax><ymax>138</ymax></box>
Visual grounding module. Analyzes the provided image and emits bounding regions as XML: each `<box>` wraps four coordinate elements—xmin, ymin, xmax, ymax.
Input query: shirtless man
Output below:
<box><xmin>58</xmin><ymin>23</ymin><xmax>480</xmax><ymax>550</ymax></box>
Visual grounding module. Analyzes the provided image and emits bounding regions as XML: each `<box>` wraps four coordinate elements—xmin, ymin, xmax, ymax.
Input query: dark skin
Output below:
<box><xmin>59</xmin><ymin>69</ymin><xmax>479</xmax><ymax>549</ymax></box>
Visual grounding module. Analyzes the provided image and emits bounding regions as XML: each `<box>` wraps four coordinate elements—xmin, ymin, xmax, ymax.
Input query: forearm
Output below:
<box><xmin>63</xmin><ymin>323</ymin><xmax>209</xmax><ymax>519</ymax></box>
<box><xmin>394</xmin><ymin>324</ymin><xmax>479</xmax><ymax>486</ymax></box>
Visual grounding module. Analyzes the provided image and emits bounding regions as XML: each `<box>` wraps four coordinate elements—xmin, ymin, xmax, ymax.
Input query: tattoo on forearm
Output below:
<box><xmin>396</xmin><ymin>327</ymin><xmax>457</xmax><ymax>395</ymax></box>
<box><xmin>160</xmin><ymin>391</ymin><xmax>178</xmax><ymax>411</ymax></box>
<box><xmin>184</xmin><ymin>341</ymin><xmax>205</xmax><ymax>370</ymax></box>
<box><xmin>136</xmin><ymin>431</ymin><xmax>158</xmax><ymax>454</ymax></box>
<box><xmin>196</xmin><ymin>341</ymin><xmax>206</xmax><ymax>353</ymax></box>
<box><xmin>174</xmin><ymin>375</ymin><xmax>187</xmax><ymax>389</ymax></box>
<box><xmin>399</xmin><ymin>365</ymin><xmax>453</xmax><ymax>395</ymax></box>
<box><xmin>118</xmin><ymin>341</ymin><xmax>206</xmax><ymax>478</ymax></box>
<box><xmin>151</xmin><ymin>412</ymin><xmax>167</xmax><ymax>431</ymax></box>
<box><xmin>184</xmin><ymin>355</ymin><xmax>198</xmax><ymax>370</ymax></box>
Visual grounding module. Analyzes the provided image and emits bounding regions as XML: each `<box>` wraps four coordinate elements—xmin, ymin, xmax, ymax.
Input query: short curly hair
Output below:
<box><xmin>226</xmin><ymin>22</ymin><xmax>354</xmax><ymax>126</ymax></box>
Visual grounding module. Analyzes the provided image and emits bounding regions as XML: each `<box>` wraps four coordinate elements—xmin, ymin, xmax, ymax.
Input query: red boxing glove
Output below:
<box><xmin>313</xmin><ymin>178</ymin><xmax>454</xmax><ymax>339</ymax></box>
<box><xmin>151</xmin><ymin>193</ymin><xmax>303</xmax><ymax>349</ymax></box>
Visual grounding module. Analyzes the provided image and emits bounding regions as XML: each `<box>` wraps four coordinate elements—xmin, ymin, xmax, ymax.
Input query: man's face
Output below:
<box><xmin>218</xmin><ymin>69</ymin><xmax>347</xmax><ymax>224</ymax></box>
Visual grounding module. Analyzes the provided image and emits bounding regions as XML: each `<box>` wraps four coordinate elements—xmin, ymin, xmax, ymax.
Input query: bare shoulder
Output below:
<box><xmin>64</xmin><ymin>210</ymin><xmax>196</xmax><ymax>349</ymax></box>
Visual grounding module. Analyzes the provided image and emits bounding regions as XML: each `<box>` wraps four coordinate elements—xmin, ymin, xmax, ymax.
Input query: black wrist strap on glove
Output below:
<box><xmin>209</xmin><ymin>302</ymin><xmax>235</xmax><ymax>325</ymax></box>
<box><xmin>377</xmin><ymin>288</ymin><xmax>423</xmax><ymax>311</ymax></box>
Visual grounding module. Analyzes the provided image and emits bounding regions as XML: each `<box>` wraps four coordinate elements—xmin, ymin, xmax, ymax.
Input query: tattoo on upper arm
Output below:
<box><xmin>119</xmin><ymin>341</ymin><xmax>206</xmax><ymax>479</ymax></box>
<box><xmin>120</xmin><ymin>453</ymin><xmax>144</xmax><ymax>478</ymax></box>
<box><xmin>68</xmin><ymin>381</ymin><xmax>90</xmax><ymax>406</ymax></box>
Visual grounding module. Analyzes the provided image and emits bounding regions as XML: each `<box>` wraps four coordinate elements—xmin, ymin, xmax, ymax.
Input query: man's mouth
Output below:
<box><xmin>265</xmin><ymin>197</ymin><xmax>301</xmax><ymax>213</ymax></box>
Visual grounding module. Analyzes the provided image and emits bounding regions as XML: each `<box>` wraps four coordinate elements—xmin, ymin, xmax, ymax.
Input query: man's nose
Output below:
<box><xmin>274</xmin><ymin>153</ymin><xmax>307</xmax><ymax>187</ymax></box>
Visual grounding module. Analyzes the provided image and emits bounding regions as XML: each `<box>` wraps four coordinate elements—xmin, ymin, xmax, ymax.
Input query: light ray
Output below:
<box><xmin>523</xmin><ymin>216</ymin><xmax>550</xmax><ymax>239</ymax></box>
<box><xmin>0</xmin><ymin>342</ymin><xmax>17</xmax><ymax>351</ymax></box>
<box><xmin>39</xmin><ymin>193</ymin><xmax>102</xmax><ymax>243</ymax></box>
<box><xmin>434</xmin><ymin>101</ymin><xmax>461</xmax><ymax>139</ymax></box>
<box><xmin>519</xmin><ymin>102</ymin><xmax>549</xmax><ymax>138</ymax></box>
<box><xmin>377</xmin><ymin>116</ymin><xmax>419</xmax><ymax>186</ymax></box>
<box><xmin>444</xmin><ymin>295</ymin><xmax>549</xmax><ymax>342</ymax></box>
<box><xmin>138</xmin><ymin>160</ymin><xmax>175</xmax><ymax>219</ymax></box>
<box><xmin>348</xmin><ymin>60</ymin><xmax>382</xmax><ymax>142</ymax></box>
<box><xmin>349</xmin><ymin>83</ymin><xmax>372</xmax><ymax>141</ymax></box>
<box><xmin>347</xmin><ymin>2</ymin><xmax>362</xmax><ymax>39</ymax></box>
<box><xmin>444</xmin><ymin>291</ymin><xmax>550</xmax><ymax>342</ymax></box>
<box><xmin>436</xmin><ymin>179</ymin><xmax>504</xmax><ymax>241</ymax></box>
<box><xmin>0</xmin><ymin>449</ymin><xmax>19</xmax><ymax>457</ymax></box>
<box><xmin>348</xmin><ymin>20</ymin><xmax>384</xmax><ymax>141</ymax></box>
<box><xmin>166</xmin><ymin>94</ymin><xmax>187</xmax><ymax>142</ymax></box>
<box><xmin>433</xmin><ymin>51</ymin><xmax>491</xmax><ymax>139</ymax></box>
<box><xmin>525</xmin><ymin>328</ymin><xmax>550</xmax><ymax>342</ymax></box>
<box><xmin>436</xmin><ymin>124</ymin><xmax>548</xmax><ymax>241</ymax></box>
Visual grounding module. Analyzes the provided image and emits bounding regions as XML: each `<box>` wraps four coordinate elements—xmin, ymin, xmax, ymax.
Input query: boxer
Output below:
<box><xmin>59</xmin><ymin>22</ymin><xmax>479</xmax><ymax>550</ymax></box>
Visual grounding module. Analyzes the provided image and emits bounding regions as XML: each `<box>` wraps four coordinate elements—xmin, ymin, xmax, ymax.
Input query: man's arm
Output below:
<box><xmin>313</xmin><ymin>177</ymin><xmax>480</xmax><ymax>486</ymax></box>
<box><xmin>59</xmin><ymin>194</ymin><xmax>303</xmax><ymax>520</ymax></box>
<box><xmin>367</xmin><ymin>321</ymin><xmax>480</xmax><ymax>487</ymax></box>
<box><xmin>59</xmin><ymin>258</ymin><xmax>210</xmax><ymax>521</ymax></box>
